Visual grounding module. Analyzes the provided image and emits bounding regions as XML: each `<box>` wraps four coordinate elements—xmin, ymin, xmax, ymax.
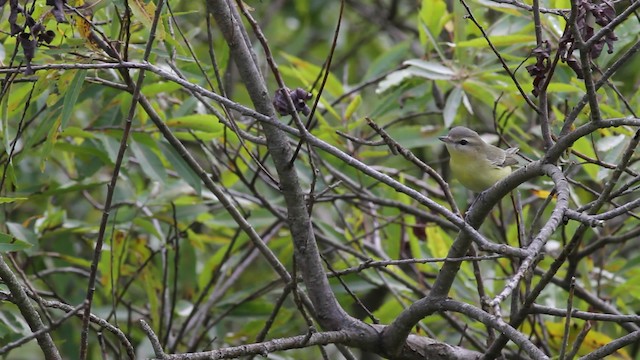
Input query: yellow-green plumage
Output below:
<box><xmin>448</xmin><ymin>148</ymin><xmax>513</xmax><ymax>192</ymax></box>
<box><xmin>439</xmin><ymin>126</ymin><xmax>519</xmax><ymax>192</ymax></box>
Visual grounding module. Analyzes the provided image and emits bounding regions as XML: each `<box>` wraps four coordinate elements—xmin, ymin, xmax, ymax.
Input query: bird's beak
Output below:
<box><xmin>438</xmin><ymin>135</ymin><xmax>451</xmax><ymax>143</ymax></box>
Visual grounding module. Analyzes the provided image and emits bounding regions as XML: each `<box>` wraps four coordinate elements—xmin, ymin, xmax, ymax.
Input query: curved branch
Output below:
<box><xmin>39</xmin><ymin>299</ymin><xmax>135</xmax><ymax>360</ymax></box>
<box><xmin>441</xmin><ymin>299</ymin><xmax>549</xmax><ymax>360</ymax></box>
<box><xmin>380</xmin><ymin>159</ymin><xmax>574</xmax><ymax>355</ymax></box>
<box><xmin>0</xmin><ymin>255</ymin><xmax>61</xmax><ymax>360</ymax></box>
<box><xmin>488</xmin><ymin>164</ymin><xmax>569</xmax><ymax>311</ymax></box>
<box><xmin>205</xmin><ymin>0</ymin><xmax>364</xmax><ymax>334</ymax></box>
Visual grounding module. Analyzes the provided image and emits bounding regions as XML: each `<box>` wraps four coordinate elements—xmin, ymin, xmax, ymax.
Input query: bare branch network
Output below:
<box><xmin>1</xmin><ymin>0</ymin><xmax>640</xmax><ymax>359</ymax></box>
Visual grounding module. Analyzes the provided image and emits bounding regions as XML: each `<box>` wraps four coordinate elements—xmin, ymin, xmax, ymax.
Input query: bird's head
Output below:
<box><xmin>438</xmin><ymin>126</ymin><xmax>487</xmax><ymax>155</ymax></box>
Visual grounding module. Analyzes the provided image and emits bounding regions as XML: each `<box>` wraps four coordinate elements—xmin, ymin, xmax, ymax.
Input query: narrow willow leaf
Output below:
<box><xmin>404</xmin><ymin>59</ymin><xmax>456</xmax><ymax>77</ymax></box>
<box><xmin>281</xmin><ymin>53</ymin><xmax>344</xmax><ymax>97</ymax></box>
<box><xmin>165</xmin><ymin>114</ymin><xmax>224</xmax><ymax>133</ymax></box>
<box><xmin>456</xmin><ymin>35</ymin><xmax>535</xmax><ymax>48</ymax></box>
<box><xmin>6</xmin><ymin>222</ymin><xmax>37</xmax><ymax>247</ymax></box>
<box><xmin>159</xmin><ymin>141</ymin><xmax>202</xmax><ymax>195</ymax></box>
<box><xmin>40</xmin><ymin>117</ymin><xmax>62</xmax><ymax>171</ymax></box>
<box><xmin>130</xmin><ymin>140</ymin><xmax>168</xmax><ymax>183</ymax></box>
<box><xmin>0</xmin><ymin>231</ymin><xmax>32</xmax><ymax>253</ymax></box>
<box><xmin>344</xmin><ymin>95</ymin><xmax>362</xmax><ymax>120</ymax></box>
<box><xmin>443</xmin><ymin>86</ymin><xmax>463</xmax><ymax>128</ymax></box>
<box><xmin>1</xmin><ymin>88</ymin><xmax>8</xmax><ymax>154</ymax></box>
<box><xmin>130</xmin><ymin>0</ymin><xmax>165</xmax><ymax>40</ymax></box>
<box><xmin>0</xmin><ymin>197</ymin><xmax>27</xmax><ymax>204</ymax></box>
<box><xmin>61</xmin><ymin>70</ymin><xmax>87</xmax><ymax>129</ymax></box>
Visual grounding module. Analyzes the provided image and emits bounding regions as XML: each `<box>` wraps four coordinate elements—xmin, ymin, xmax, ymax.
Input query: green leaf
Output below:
<box><xmin>1</xmin><ymin>88</ymin><xmax>8</xmax><ymax>154</ymax></box>
<box><xmin>597</xmin><ymin>134</ymin><xmax>626</xmax><ymax>152</ymax></box>
<box><xmin>545</xmin><ymin>82</ymin><xmax>584</xmax><ymax>93</ymax></box>
<box><xmin>0</xmin><ymin>197</ymin><xmax>27</xmax><ymax>204</ymax></box>
<box><xmin>0</xmin><ymin>307</ymin><xmax>31</xmax><ymax>336</ymax></box>
<box><xmin>573</xmin><ymin>136</ymin><xmax>599</xmax><ymax>181</ymax></box>
<box><xmin>443</xmin><ymin>86</ymin><xmax>463</xmax><ymax>127</ymax></box>
<box><xmin>23</xmin><ymin>106</ymin><xmax>61</xmax><ymax>151</ymax></box>
<box><xmin>344</xmin><ymin>95</ymin><xmax>362</xmax><ymax>120</ymax></box>
<box><xmin>365</xmin><ymin>41</ymin><xmax>411</xmax><ymax>78</ymax></box>
<box><xmin>227</xmin><ymin>299</ymin><xmax>275</xmax><ymax>317</ymax></box>
<box><xmin>377</xmin><ymin>69</ymin><xmax>413</xmax><ymax>93</ymax></box>
<box><xmin>60</xmin><ymin>70</ymin><xmax>87</xmax><ymax>129</ymax></box>
<box><xmin>173</xmin><ymin>131</ymin><xmax>218</xmax><ymax>142</ymax></box>
<box><xmin>165</xmin><ymin>114</ymin><xmax>225</xmax><ymax>133</ymax></box>
<box><xmin>2</xmin><ymin>163</ymin><xmax>17</xmax><ymax>191</ymax></box>
<box><xmin>142</xmin><ymin>81</ymin><xmax>182</xmax><ymax>97</ymax></box>
<box><xmin>141</xmin><ymin>263</ymin><xmax>162</xmax><ymax>331</ymax></box>
<box><xmin>419</xmin><ymin>0</ymin><xmax>448</xmax><ymax>45</ymax></box>
<box><xmin>96</xmin><ymin>133</ymin><xmax>124</xmax><ymax>164</ymax></box>
<box><xmin>33</xmin><ymin>181</ymin><xmax>106</xmax><ymax>198</ymax></box>
<box><xmin>463</xmin><ymin>80</ymin><xmax>510</xmax><ymax>116</ymax></box>
<box><xmin>133</xmin><ymin>217</ymin><xmax>163</xmax><ymax>240</ymax></box>
<box><xmin>386</xmin><ymin>125</ymin><xmax>435</xmax><ymax>149</ymax></box>
<box><xmin>130</xmin><ymin>0</ymin><xmax>165</xmax><ymax>40</ymax></box>
<box><xmin>6</xmin><ymin>83</ymin><xmax>32</xmax><ymax>116</ymax></box>
<box><xmin>373</xmin><ymin>296</ymin><xmax>404</xmax><ymax>324</ymax></box>
<box><xmin>60</xmin><ymin>127</ymin><xmax>97</xmax><ymax>139</ymax></box>
<box><xmin>159</xmin><ymin>141</ymin><xmax>202</xmax><ymax>195</ymax></box>
<box><xmin>457</xmin><ymin>35</ymin><xmax>535</xmax><ymax>48</ymax></box>
<box><xmin>407</xmin><ymin>225</ymin><xmax>428</xmax><ymax>272</ymax></box>
<box><xmin>404</xmin><ymin>59</ymin><xmax>457</xmax><ymax>80</ymax></box>
<box><xmin>130</xmin><ymin>139</ymin><xmax>168</xmax><ymax>183</ymax></box>
<box><xmin>7</xmin><ymin>222</ymin><xmax>37</xmax><ymax>248</ymax></box>
<box><xmin>599</xmin><ymin>103</ymin><xmax>626</xmax><ymax>118</ymax></box>
<box><xmin>280</xmin><ymin>53</ymin><xmax>344</xmax><ymax>97</ymax></box>
<box><xmin>0</xmin><ymin>231</ymin><xmax>32</xmax><ymax>252</ymax></box>
<box><xmin>54</xmin><ymin>142</ymin><xmax>112</xmax><ymax>164</ymax></box>
<box><xmin>40</xmin><ymin>117</ymin><xmax>62</xmax><ymax>171</ymax></box>
<box><xmin>426</xmin><ymin>226</ymin><xmax>451</xmax><ymax>259</ymax></box>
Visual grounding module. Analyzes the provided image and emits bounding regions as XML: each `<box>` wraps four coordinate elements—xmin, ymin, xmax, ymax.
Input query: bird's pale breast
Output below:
<box><xmin>449</xmin><ymin>150</ymin><xmax>512</xmax><ymax>192</ymax></box>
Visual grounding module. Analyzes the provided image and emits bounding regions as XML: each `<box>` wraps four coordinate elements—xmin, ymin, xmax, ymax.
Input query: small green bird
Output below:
<box><xmin>439</xmin><ymin>126</ymin><xmax>519</xmax><ymax>192</ymax></box>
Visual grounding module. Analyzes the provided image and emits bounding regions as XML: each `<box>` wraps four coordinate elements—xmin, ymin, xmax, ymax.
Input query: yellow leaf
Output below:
<box><xmin>546</xmin><ymin>321</ymin><xmax>631</xmax><ymax>359</ymax></box>
<box><xmin>130</xmin><ymin>0</ymin><xmax>165</xmax><ymax>40</ymax></box>
<box><xmin>76</xmin><ymin>14</ymin><xmax>92</xmax><ymax>41</ymax></box>
<box><xmin>426</xmin><ymin>225</ymin><xmax>450</xmax><ymax>259</ymax></box>
<box><xmin>531</xmin><ymin>189</ymin><xmax>555</xmax><ymax>199</ymax></box>
<box><xmin>344</xmin><ymin>95</ymin><xmax>361</xmax><ymax>120</ymax></box>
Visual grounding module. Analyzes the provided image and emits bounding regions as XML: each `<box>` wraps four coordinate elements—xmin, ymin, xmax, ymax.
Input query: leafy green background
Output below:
<box><xmin>1</xmin><ymin>0</ymin><xmax>639</xmax><ymax>359</ymax></box>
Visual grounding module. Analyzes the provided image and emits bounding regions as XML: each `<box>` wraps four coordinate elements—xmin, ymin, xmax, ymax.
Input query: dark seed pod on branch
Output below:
<box><xmin>39</xmin><ymin>30</ymin><xmax>56</xmax><ymax>44</ymax></box>
<box><xmin>18</xmin><ymin>33</ymin><xmax>36</xmax><ymax>75</ymax></box>
<box><xmin>526</xmin><ymin>41</ymin><xmax>551</xmax><ymax>97</ymax></box>
<box><xmin>273</xmin><ymin>87</ymin><xmax>313</xmax><ymax>116</ymax></box>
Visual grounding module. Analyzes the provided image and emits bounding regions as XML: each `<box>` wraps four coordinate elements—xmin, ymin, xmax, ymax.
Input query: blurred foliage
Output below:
<box><xmin>0</xmin><ymin>0</ymin><xmax>639</xmax><ymax>359</ymax></box>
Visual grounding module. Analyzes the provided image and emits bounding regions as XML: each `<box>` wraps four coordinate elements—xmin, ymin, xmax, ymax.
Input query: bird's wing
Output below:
<box><xmin>488</xmin><ymin>147</ymin><xmax>519</xmax><ymax>167</ymax></box>
<box><xmin>501</xmin><ymin>147</ymin><xmax>520</xmax><ymax>167</ymax></box>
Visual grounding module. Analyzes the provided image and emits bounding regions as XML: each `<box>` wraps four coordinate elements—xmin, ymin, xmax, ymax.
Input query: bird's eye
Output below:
<box><xmin>459</xmin><ymin>139</ymin><xmax>468</xmax><ymax>145</ymax></box>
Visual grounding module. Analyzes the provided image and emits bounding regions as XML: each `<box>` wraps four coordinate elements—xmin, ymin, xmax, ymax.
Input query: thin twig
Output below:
<box><xmin>458</xmin><ymin>0</ymin><xmax>540</xmax><ymax>114</ymax></box>
<box><xmin>79</xmin><ymin>1</ymin><xmax>166</xmax><ymax>358</ymax></box>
